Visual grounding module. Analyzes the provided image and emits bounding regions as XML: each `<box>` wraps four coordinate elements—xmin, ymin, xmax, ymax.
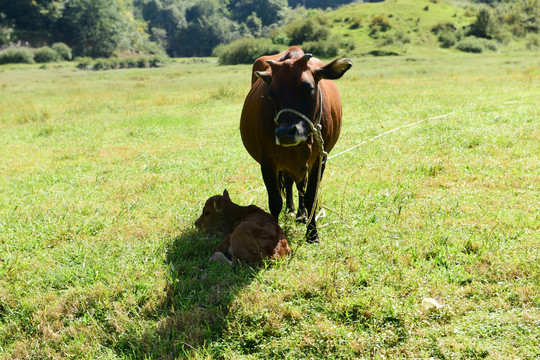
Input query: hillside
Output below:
<box><xmin>325</xmin><ymin>0</ymin><xmax>475</xmax><ymax>55</ymax></box>
<box><xmin>216</xmin><ymin>0</ymin><xmax>538</xmax><ymax>64</ymax></box>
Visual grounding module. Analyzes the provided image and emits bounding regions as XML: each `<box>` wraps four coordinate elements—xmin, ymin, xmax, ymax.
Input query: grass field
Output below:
<box><xmin>0</xmin><ymin>51</ymin><xmax>539</xmax><ymax>359</ymax></box>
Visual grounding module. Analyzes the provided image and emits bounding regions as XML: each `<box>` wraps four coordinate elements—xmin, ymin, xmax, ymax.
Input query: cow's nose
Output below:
<box><xmin>275</xmin><ymin>125</ymin><xmax>297</xmax><ymax>146</ymax></box>
<box><xmin>275</xmin><ymin>123</ymin><xmax>309</xmax><ymax>147</ymax></box>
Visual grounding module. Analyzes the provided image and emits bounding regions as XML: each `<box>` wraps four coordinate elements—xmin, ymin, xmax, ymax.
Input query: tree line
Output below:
<box><xmin>0</xmin><ymin>0</ymin><xmax>358</xmax><ymax>58</ymax></box>
<box><xmin>1</xmin><ymin>0</ymin><xmax>537</xmax><ymax>60</ymax></box>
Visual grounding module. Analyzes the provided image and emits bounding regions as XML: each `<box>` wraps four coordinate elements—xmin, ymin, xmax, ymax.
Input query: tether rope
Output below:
<box><xmin>328</xmin><ymin>112</ymin><xmax>455</xmax><ymax>161</ymax></box>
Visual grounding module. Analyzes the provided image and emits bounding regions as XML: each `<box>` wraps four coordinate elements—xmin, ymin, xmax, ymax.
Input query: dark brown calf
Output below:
<box><xmin>195</xmin><ymin>190</ymin><xmax>291</xmax><ymax>265</ymax></box>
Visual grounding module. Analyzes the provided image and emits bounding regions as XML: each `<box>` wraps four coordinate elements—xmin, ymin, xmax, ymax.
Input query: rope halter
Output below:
<box><xmin>272</xmin><ymin>84</ymin><xmax>328</xmax><ymax>168</ymax></box>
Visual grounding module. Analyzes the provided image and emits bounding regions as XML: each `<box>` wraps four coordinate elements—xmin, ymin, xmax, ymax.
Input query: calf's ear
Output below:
<box><xmin>255</xmin><ymin>71</ymin><xmax>272</xmax><ymax>85</ymax></box>
<box><xmin>223</xmin><ymin>189</ymin><xmax>231</xmax><ymax>201</ymax></box>
<box><xmin>317</xmin><ymin>58</ymin><xmax>353</xmax><ymax>80</ymax></box>
<box><xmin>213</xmin><ymin>197</ymin><xmax>223</xmax><ymax>213</ymax></box>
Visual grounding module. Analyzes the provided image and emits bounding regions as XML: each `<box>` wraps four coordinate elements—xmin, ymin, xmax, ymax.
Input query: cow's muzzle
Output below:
<box><xmin>273</xmin><ymin>86</ymin><xmax>322</xmax><ymax>147</ymax></box>
<box><xmin>275</xmin><ymin>121</ymin><xmax>310</xmax><ymax>146</ymax></box>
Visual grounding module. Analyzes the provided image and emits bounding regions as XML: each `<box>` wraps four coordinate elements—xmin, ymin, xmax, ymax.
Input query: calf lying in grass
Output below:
<box><xmin>195</xmin><ymin>190</ymin><xmax>291</xmax><ymax>265</ymax></box>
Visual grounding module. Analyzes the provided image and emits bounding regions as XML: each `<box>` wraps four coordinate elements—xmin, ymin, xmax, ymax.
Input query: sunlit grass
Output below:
<box><xmin>0</xmin><ymin>51</ymin><xmax>539</xmax><ymax>359</ymax></box>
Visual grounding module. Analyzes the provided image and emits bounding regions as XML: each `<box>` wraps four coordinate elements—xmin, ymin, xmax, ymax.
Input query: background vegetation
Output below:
<box><xmin>1</xmin><ymin>48</ymin><xmax>538</xmax><ymax>358</ymax></box>
<box><xmin>0</xmin><ymin>0</ymin><xmax>538</xmax><ymax>62</ymax></box>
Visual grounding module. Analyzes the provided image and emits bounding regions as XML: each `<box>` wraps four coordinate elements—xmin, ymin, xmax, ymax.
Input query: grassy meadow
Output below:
<box><xmin>0</xmin><ymin>51</ymin><xmax>539</xmax><ymax>359</ymax></box>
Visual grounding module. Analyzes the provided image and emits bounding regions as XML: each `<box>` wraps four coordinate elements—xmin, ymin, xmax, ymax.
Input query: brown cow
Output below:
<box><xmin>240</xmin><ymin>46</ymin><xmax>352</xmax><ymax>243</ymax></box>
<box><xmin>195</xmin><ymin>190</ymin><xmax>291</xmax><ymax>265</ymax></box>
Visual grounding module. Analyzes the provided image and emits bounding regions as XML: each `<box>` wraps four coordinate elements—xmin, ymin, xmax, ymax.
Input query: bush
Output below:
<box><xmin>526</xmin><ymin>34</ymin><xmax>539</xmax><ymax>50</ymax></box>
<box><xmin>470</xmin><ymin>8</ymin><xmax>495</xmax><ymax>39</ymax></box>
<box><xmin>380</xmin><ymin>31</ymin><xmax>411</xmax><ymax>46</ymax></box>
<box><xmin>34</xmin><ymin>46</ymin><xmax>59</xmax><ymax>63</ymax></box>
<box><xmin>456</xmin><ymin>38</ymin><xmax>484</xmax><ymax>53</ymax></box>
<box><xmin>348</xmin><ymin>17</ymin><xmax>363</xmax><ymax>30</ymax></box>
<box><xmin>150</xmin><ymin>56</ymin><xmax>167</xmax><ymax>67</ymax></box>
<box><xmin>52</xmin><ymin>42</ymin><xmax>72</xmax><ymax>61</ymax></box>
<box><xmin>214</xmin><ymin>38</ymin><xmax>281</xmax><ymax>65</ymax></box>
<box><xmin>93</xmin><ymin>58</ymin><xmax>110</xmax><ymax>70</ymax></box>
<box><xmin>481</xmin><ymin>39</ymin><xmax>498</xmax><ymax>51</ymax></box>
<box><xmin>456</xmin><ymin>37</ymin><xmax>498</xmax><ymax>53</ymax></box>
<box><xmin>438</xmin><ymin>32</ymin><xmax>457</xmax><ymax>48</ymax></box>
<box><xmin>107</xmin><ymin>57</ymin><xmax>121</xmax><ymax>69</ymax></box>
<box><xmin>431</xmin><ymin>22</ymin><xmax>456</xmax><ymax>35</ymax></box>
<box><xmin>285</xmin><ymin>17</ymin><xmax>330</xmax><ymax>45</ymax></box>
<box><xmin>0</xmin><ymin>47</ymin><xmax>35</xmax><ymax>64</ymax></box>
<box><xmin>302</xmin><ymin>39</ymin><xmax>339</xmax><ymax>58</ymax></box>
<box><xmin>137</xmin><ymin>57</ymin><xmax>150</xmax><ymax>68</ymax></box>
<box><xmin>370</xmin><ymin>14</ymin><xmax>392</xmax><ymax>35</ymax></box>
<box><xmin>272</xmin><ymin>34</ymin><xmax>290</xmax><ymax>45</ymax></box>
<box><xmin>76</xmin><ymin>57</ymin><xmax>93</xmax><ymax>70</ymax></box>
<box><xmin>76</xmin><ymin>56</ymin><xmax>167</xmax><ymax>71</ymax></box>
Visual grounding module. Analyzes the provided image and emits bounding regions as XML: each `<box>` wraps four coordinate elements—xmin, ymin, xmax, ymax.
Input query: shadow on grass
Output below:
<box><xmin>122</xmin><ymin>229</ymin><xmax>259</xmax><ymax>359</ymax></box>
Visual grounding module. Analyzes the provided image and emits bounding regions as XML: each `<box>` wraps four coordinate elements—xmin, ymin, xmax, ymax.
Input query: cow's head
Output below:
<box><xmin>255</xmin><ymin>54</ymin><xmax>352</xmax><ymax>147</ymax></box>
<box><xmin>195</xmin><ymin>189</ymin><xmax>233</xmax><ymax>234</ymax></box>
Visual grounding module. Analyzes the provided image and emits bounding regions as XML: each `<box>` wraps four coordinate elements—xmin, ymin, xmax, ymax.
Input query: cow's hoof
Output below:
<box><xmin>306</xmin><ymin>235</ymin><xmax>319</xmax><ymax>244</ymax></box>
<box><xmin>210</xmin><ymin>252</ymin><xmax>233</xmax><ymax>265</ymax></box>
<box><xmin>296</xmin><ymin>214</ymin><xmax>308</xmax><ymax>224</ymax></box>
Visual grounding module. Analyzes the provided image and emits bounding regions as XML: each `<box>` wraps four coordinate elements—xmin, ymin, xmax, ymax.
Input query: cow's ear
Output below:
<box><xmin>255</xmin><ymin>71</ymin><xmax>272</xmax><ymax>85</ymax></box>
<box><xmin>317</xmin><ymin>58</ymin><xmax>353</xmax><ymax>80</ymax></box>
<box><xmin>223</xmin><ymin>189</ymin><xmax>231</xmax><ymax>201</ymax></box>
<box><xmin>213</xmin><ymin>197</ymin><xmax>223</xmax><ymax>213</ymax></box>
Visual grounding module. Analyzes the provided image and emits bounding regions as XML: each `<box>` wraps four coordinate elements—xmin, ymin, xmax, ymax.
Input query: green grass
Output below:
<box><xmin>0</xmin><ymin>51</ymin><xmax>539</xmax><ymax>359</ymax></box>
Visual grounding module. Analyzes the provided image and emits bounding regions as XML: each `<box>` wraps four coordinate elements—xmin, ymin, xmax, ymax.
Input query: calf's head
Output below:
<box><xmin>195</xmin><ymin>190</ymin><xmax>233</xmax><ymax>234</ymax></box>
<box><xmin>255</xmin><ymin>54</ymin><xmax>352</xmax><ymax>147</ymax></box>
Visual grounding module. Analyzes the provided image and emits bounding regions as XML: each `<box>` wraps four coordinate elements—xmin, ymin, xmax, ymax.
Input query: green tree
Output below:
<box><xmin>470</xmin><ymin>8</ymin><xmax>495</xmax><ymax>38</ymax></box>
<box><xmin>0</xmin><ymin>12</ymin><xmax>15</xmax><ymax>46</ymax></box>
<box><xmin>0</xmin><ymin>0</ymin><xmax>64</xmax><ymax>31</ymax></box>
<box><xmin>57</xmin><ymin>0</ymin><xmax>131</xmax><ymax>57</ymax></box>
<box><xmin>134</xmin><ymin>0</ymin><xmax>188</xmax><ymax>56</ymax></box>
<box><xmin>172</xmin><ymin>0</ymin><xmax>235</xmax><ymax>57</ymax></box>
<box><xmin>228</xmin><ymin>0</ymin><xmax>288</xmax><ymax>27</ymax></box>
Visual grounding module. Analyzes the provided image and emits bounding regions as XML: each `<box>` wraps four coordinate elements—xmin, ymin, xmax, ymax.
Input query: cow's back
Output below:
<box><xmin>229</xmin><ymin>206</ymin><xmax>290</xmax><ymax>264</ymax></box>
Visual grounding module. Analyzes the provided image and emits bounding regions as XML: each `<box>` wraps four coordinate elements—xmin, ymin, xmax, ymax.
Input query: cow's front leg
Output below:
<box><xmin>261</xmin><ymin>162</ymin><xmax>282</xmax><ymax>220</ymax></box>
<box><xmin>304</xmin><ymin>159</ymin><xmax>326</xmax><ymax>243</ymax></box>
<box><xmin>295</xmin><ymin>179</ymin><xmax>307</xmax><ymax>223</ymax></box>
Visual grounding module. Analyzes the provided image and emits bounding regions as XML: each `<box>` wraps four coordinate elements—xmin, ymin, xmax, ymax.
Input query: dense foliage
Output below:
<box><xmin>0</xmin><ymin>0</ymin><xmax>537</xmax><ymax>60</ymax></box>
<box><xmin>0</xmin><ymin>0</ymin><xmax>293</xmax><ymax>57</ymax></box>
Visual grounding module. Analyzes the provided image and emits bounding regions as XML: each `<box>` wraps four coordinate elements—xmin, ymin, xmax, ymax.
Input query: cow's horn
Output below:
<box><xmin>302</xmin><ymin>54</ymin><xmax>312</xmax><ymax>62</ymax></box>
<box><xmin>266</xmin><ymin>60</ymin><xmax>275</xmax><ymax>65</ymax></box>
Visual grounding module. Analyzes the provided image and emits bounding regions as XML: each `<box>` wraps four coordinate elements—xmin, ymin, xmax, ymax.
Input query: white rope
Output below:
<box><xmin>327</xmin><ymin>112</ymin><xmax>455</xmax><ymax>160</ymax></box>
<box><xmin>276</xmin><ymin>94</ymin><xmax>454</xmax><ymax>244</ymax></box>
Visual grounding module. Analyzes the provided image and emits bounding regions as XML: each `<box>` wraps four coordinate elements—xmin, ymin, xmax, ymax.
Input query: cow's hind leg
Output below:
<box><xmin>261</xmin><ymin>162</ymin><xmax>282</xmax><ymax>221</ymax></box>
<box><xmin>282</xmin><ymin>172</ymin><xmax>308</xmax><ymax>223</ymax></box>
<box><xmin>281</xmin><ymin>171</ymin><xmax>295</xmax><ymax>216</ymax></box>
<box><xmin>304</xmin><ymin>159</ymin><xmax>326</xmax><ymax>243</ymax></box>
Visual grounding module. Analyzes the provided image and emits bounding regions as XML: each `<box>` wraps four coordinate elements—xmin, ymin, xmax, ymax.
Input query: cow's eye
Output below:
<box><xmin>301</xmin><ymin>82</ymin><xmax>315</xmax><ymax>95</ymax></box>
<box><xmin>204</xmin><ymin>211</ymin><xmax>210</xmax><ymax>216</ymax></box>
